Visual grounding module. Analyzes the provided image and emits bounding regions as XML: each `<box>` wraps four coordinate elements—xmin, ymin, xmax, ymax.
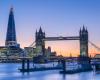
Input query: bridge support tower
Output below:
<box><xmin>80</xmin><ymin>26</ymin><xmax>88</xmax><ymax>57</ymax></box>
<box><xmin>35</xmin><ymin>27</ymin><xmax>45</xmax><ymax>56</ymax></box>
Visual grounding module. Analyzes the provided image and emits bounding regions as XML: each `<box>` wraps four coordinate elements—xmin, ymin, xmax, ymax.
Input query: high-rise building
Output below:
<box><xmin>5</xmin><ymin>7</ymin><xmax>19</xmax><ymax>48</ymax></box>
<box><xmin>0</xmin><ymin>7</ymin><xmax>23</xmax><ymax>57</ymax></box>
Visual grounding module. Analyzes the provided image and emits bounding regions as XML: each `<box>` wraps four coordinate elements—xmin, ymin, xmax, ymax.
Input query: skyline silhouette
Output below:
<box><xmin>0</xmin><ymin>0</ymin><xmax>100</xmax><ymax>56</ymax></box>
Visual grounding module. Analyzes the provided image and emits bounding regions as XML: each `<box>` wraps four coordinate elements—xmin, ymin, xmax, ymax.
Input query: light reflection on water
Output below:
<box><xmin>0</xmin><ymin>63</ymin><xmax>99</xmax><ymax>80</ymax></box>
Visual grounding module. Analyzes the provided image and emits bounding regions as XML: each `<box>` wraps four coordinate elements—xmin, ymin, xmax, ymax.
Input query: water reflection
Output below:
<box><xmin>62</xmin><ymin>74</ymin><xmax>66</xmax><ymax>80</ymax></box>
<box><xmin>0</xmin><ymin>63</ymin><xmax>99</xmax><ymax>80</ymax></box>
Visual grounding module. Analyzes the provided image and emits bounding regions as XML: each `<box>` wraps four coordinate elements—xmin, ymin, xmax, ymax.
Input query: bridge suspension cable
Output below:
<box><xmin>89</xmin><ymin>41</ymin><xmax>100</xmax><ymax>51</ymax></box>
<box><xmin>20</xmin><ymin>41</ymin><xmax>36</xmax><ymax>57</ymax></box>
<box><xmin>29</xmin><ymin>41</ymin><xmax>36</xmax><ymax>47</ymax></box>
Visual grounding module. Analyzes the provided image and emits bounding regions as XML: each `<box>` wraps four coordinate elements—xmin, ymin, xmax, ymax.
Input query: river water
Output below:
<box><xmin>0</xmin><ymin>63</ymin><xmax>99</xmax><ymax>80</ymax></box>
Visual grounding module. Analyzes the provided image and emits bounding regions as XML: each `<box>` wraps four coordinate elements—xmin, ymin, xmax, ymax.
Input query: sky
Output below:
<box><xmin>0</xmin><ymin>0</ymin><xmax>100</xmax><ymax>57</ymax></box>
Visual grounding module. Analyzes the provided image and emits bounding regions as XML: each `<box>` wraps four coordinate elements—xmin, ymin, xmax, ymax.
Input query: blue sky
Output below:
<box><xmin>0</xmin><ymin>0</ymin><xmax>100</xmax><ymax>56</ymax></box>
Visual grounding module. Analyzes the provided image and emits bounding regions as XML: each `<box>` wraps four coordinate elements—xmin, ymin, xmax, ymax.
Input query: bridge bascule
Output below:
<box><xmin>31</xmin><ymin>26</ymin><xmax>88</xmax><ymax>57</ymax></box>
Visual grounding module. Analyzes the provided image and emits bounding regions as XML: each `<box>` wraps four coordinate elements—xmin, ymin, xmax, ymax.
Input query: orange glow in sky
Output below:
<box><xmin>0</xmin><ymin>0</ymin><xmax>100</xmax><ymax>57</ymax></box>
<box><xmin>17</xmin><ymin>37</ymin><xmax>99</xmax><ymax>57</ymax></box>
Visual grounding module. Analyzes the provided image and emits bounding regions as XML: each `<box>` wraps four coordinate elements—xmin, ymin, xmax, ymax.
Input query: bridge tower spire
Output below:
<box><xmin>80</xmin><ymin>25</ymin><xmax>88</xmax><ymax>57</ymax></box>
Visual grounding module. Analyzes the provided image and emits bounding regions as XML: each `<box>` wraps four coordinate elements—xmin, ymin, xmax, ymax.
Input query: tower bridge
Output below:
<box><xmin>35</xmin><ymin>26</ymin><xmax>88</xmax><ymax>57</ymax></box>
<box><xmin>28</xmin><ymin>26</ymin><xmax>100</xmax><ymax>61</ymax></box>
<box><xmin>32</xmin><ymin>27</ymin><xmax>100</xmax><ymax>71</ymax></box>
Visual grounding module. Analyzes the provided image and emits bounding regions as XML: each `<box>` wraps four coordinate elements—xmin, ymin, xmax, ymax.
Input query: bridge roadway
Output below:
<box><xmin>44</xmin><ymin>36</ymin><xmax>80</xmax><ymax>41</ymax></box>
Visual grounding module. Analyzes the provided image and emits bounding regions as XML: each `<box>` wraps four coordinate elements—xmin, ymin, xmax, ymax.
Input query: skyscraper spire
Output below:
<box><xmin>39</xmin><ymin>26</ymin><xmax>43</xmax><ymax>33</ymax></box>
<box><xmin>5</xmin><ymin>7</ymin><xmax>18</xmax><ymax>47</ymax></box>
<box><xmin>82</xmin><ymin>25</ymin><xmax>85</xmax><ymax>31</ymax></box>
<box><xmin>10</xmin><ymin>5</ymin><xmax>13</xmax><ymax>12</ymax></box>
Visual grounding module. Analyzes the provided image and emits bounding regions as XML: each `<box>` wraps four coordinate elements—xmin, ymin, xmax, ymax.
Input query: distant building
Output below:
<box><xmin>0</xmin><ymin>7</ymin><xmax>22</xmax><ymax>57</ymax></box>
<box><xmin>45</xmin><ymin>46</ymin><xmax>56</xmax><ymax>58</ymax></box>
<box><xmin>25</xmin><ymin>46</ymin><xmax>57</xmax><ymax>59</ymax></box>
<box><xmin>24</xmin><ymin>47</ymin><xmax>39</xmax><ymax>57</ymax></box>
<box><xmin>94</xmin><ymin>54</ymin><xmax>100</xmax><ymax>58</ymax></box>
<box><xmin>45</xmin><ymin>46</ymin><xmax>51</xmax><ymax>58</ymax></box>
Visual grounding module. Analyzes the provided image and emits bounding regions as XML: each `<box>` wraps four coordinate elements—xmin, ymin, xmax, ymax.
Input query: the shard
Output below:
<box><xmin>5</xmin><ymin>7</ymin><xmax>19</xmax><ymax>47</ymax></box>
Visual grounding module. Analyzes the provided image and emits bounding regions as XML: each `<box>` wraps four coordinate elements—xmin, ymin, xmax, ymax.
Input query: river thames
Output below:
<box><xmin>0</xmin><ymin>63</ymin><xmax>99</xmax><ymax>80</ymax></box>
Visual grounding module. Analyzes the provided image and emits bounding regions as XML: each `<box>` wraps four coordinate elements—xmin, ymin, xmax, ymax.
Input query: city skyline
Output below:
<box><xmin>0</xmin><ymin>0</ymin><xmax>100</xmax><ymax>56</ymax></box>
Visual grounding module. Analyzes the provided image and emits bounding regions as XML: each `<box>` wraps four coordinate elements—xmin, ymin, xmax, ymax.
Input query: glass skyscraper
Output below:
<box><xmin>5</xmin><ymin>7</ymin><xmax>19</xmax><ymax>48</ymax></box>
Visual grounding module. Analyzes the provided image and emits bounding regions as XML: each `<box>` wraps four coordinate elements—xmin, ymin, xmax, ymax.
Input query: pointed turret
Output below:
<box><xmin>39</xmin><ymin>26</ymin><xmax>43</xmax><ymax>33</ymax></box>
<box><xmin>79</xmin><ymin>28</ymin><xmax>81</xmax><ymax>34</ymax></box>
<box><xmin>85</xmin><ymin>27</ymin><xmax>88</xmax><ymax>33</ymax></box>
<box><xmin>82</xmin><ymin>25</ymin><xmax>85</xmax><ymax>31</ymax></box>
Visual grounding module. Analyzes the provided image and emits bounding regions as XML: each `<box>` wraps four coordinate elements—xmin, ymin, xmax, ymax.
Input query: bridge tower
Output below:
<box><xmin>35</xmin><ymin>27</ymin><xmax>45</xmax><ymax>55</ymax></box>
<box><xmin>80</xmin><ymin>26</ymin><xmax>88</xmax><ymax>57</ymax></box>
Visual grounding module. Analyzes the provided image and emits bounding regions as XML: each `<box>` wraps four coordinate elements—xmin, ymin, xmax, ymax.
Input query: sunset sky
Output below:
<box><xmin>0</xmin><ymin>0</ymin><xmax>100</xmax><ymax>57</ymax></box>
